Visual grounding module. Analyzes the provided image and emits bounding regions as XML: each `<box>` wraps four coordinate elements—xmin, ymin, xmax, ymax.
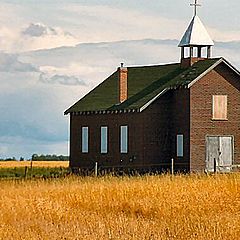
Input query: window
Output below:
<box><xmin>82</xmin><ymin>127</ymin><xmax>89</xmax><ymax>153</ymax></box>
<box><xmin>120</xmin><ymin>126</ymin><xmax>128</xmax><ymax>153</ymax></box>
<box><xmin>101</xmin><ymin>126</ymin><xmax>108</xmax><ymax>153</ymax></box>
<box><xmin>177</xmin><ymin>135</ymin><xmax>184</xmax><ymax>157</ymax></box>
<box><xmin>212</xmin><ymin>95</ymin><xmax>227</xmax><ymax>120</ymax></box>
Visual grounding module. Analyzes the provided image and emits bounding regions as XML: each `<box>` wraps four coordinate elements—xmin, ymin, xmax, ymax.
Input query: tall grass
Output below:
<box><xmin>0</xmin><ymin>161</ymin><xmax>70</xmax><ymax>179</ymax></box>
<box><xmin>0</xmin><ymin>161</ymin><xmax>69</xmax><ymax>168</ymax></box>
<box><xmin>0</xmin><ymin>174</ymin><xmax>239</xmax><ymax>239</ymax></box>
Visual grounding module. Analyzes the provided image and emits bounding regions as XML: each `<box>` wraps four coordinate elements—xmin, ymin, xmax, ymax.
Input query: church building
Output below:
<box><xmin>65</xmin><ymin>2</ymin><xmax>240</xmax><ymax>173</ymax></box>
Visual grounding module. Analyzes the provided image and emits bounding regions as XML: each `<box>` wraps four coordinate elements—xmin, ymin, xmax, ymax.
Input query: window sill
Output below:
<box><xmin>212</xmin><ymin>119</ymin><xmax>228</xmax><ymax>121</ymax></box>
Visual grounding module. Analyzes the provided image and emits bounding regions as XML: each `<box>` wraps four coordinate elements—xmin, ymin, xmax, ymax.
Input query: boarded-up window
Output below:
<box><xmin>212</xmin><ymin>95</ymin><xmax>227</xmax><ymax>120</ymax></box>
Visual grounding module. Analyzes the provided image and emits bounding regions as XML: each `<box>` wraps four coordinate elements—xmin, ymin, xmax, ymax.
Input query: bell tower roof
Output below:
<box><xmin>179</xmin><ymin>0</ymin><xmax>214</xmax><ymax>68</ymax></box>
<box><xmin>179</xmin><ymin>15</ymin><xmax>214</xmax><ymax>47</ymax></box>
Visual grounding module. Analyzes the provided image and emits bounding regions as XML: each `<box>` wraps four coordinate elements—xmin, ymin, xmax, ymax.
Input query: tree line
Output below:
<box><xmin>0</xmin><ymin>155</ymin><xmax>69</xmax><ymax>161</ymax></box>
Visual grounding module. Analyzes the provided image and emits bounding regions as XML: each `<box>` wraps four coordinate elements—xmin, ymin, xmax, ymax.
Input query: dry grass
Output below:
<box><xmin>0</xmin><ymin>174</ymin><xmax>239</xmax><ymax>239</ymax></box>
<box><xmin>0</xmin><ymin>161</ymin><xmax>69</xmax><ymax>168</ymax></box>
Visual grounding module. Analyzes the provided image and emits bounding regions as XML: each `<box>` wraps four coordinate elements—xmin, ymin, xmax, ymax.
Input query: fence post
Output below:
<box><xmin>171</xmin><ymin>158</ymin><xmax>174</xmax><ymax>175</ymax></box>
<box><xmin>24</xmin><ymin>166</ymin><xmax>28</xmax><ymax>179</ymax></box>
<box><xmin>30</xmin><ymin>160</ymin><xmax>33</xmax><ymax>179</ymax></box>
<box><xmin>95</xmin><ymin>162</ymin><xmax>98</xmax><ymax>177</ymax></box>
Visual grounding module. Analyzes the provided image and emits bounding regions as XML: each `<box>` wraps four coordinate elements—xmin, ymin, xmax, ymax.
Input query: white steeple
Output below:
<box><xmin>179</xmin><ymin>15</ymin><xmax>214</xmax><ymax>47</ymax></box>
<box><xmin>179</xmin><ymin>0</ymin><xmax>214</xmax><ymax>68</ymax></box>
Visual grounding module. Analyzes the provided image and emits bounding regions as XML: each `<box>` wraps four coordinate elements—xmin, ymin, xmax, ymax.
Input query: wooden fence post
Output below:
<box><xmin>95</xmin><ymin>162</ymin><xmax>98</xmax><ymax>177</ymax></box>
<box><xmin>171</xmin><ymin>158</ymin><xmax>174</xmax><ymax>175</ymax></box>
<box><xmin>24</xmin><ymin>166</ymin><xmax>28</xmax><ymax>179</ymax></box>
<box><xmin>30</xmin><ymin>160</ymin><xmax>33</xmax><ymax>179</ymax></box>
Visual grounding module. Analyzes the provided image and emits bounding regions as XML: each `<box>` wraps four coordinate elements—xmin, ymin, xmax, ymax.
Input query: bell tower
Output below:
<box><xmin>179</xmin><ymin>0</ymin><xmax>214</xmax><ymax>68</ymax></box>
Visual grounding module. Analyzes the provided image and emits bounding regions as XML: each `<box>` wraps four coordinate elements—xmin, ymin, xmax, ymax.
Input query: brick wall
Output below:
<box><xmin>69</xmin><ymin>92</ymin><xmax>175</xmax><ymax>171</ymax></box>
<box><xmin>70</xmin><ymin>112</ymin><xmax>144</xmax><ymax>169</ymax></box>
<box><xmin>119</xmin><ymin>67</ymin><xmax>128</xmax><ymax>103</ymax></box>
<box><xmin>190</xmin><ymin>63</ymin><xmax>240</xmax><ymax>171</ymax></box>
<box><xmin>170</xmin><ymin>88</ymin><xmax>190</xmax><ymax>171</ymax></box>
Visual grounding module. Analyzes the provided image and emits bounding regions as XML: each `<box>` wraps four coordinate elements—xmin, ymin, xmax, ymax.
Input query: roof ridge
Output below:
<box><xmin>126</xmin><ymin>62</ymin><xmax>179</xmax><ymax>69</ymax></box>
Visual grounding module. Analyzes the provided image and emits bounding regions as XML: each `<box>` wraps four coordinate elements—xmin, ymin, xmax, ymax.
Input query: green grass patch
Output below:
<box><xmin>0</xmin><ymin>167</ymin><xmax>71</xmax><ymax>179</ymax></box>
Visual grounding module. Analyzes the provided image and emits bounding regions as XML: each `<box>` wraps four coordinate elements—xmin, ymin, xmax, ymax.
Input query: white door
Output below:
<box><xmin>206</xmin><ymin>136</ymin><xmax>233</xmax><ymax>172</ymax></box>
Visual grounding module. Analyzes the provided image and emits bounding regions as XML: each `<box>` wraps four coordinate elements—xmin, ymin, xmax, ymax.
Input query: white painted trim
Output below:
<box><xmin>188</xmin><ymin>59</ymin><xmax>222</xmax><ymax>88</ymax></box>
<box><xmin>188</xmin><ymin>58</ymin><xmax>240</xmax><ymax>88</ymax></box>
<box><xmin>139</xmin><ymin>88</ymin><xmax>169</xmax><ymax>112</ymax></box>
<box><xmin>221</xmin><ymin>58</ymin><xmax>240</xmax><ymax>76</ymax></box>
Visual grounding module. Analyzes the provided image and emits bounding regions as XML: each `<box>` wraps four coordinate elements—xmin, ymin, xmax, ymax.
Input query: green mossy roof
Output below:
<box><xmin>65</xmin><ymin>58</ymin><xmax>221</xmax><ymax>114</ymax></box>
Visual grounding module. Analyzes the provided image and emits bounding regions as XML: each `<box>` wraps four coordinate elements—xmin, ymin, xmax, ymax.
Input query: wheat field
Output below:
<box><xmin>0</xmin><ymin>174</ymin><xmax>239</xmax><ymax>240</ymax></box>
<box><xmin>0</xmin><ymin>161</ymin><xmax>69</xmax><ymax>168</ymax></box>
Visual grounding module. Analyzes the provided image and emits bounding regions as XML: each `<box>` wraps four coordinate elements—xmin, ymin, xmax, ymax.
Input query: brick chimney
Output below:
<box><xmin>118</xmin><ymin>63</ymin><xmax>128</xmax><ymax>103</ymax></box>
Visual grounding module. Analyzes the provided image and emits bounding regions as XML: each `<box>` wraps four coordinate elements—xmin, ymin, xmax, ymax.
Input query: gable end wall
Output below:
<box><xmin>190</xmin><ymin>64</ymin><xmax>240</xmax><ymax>171</ymax></box>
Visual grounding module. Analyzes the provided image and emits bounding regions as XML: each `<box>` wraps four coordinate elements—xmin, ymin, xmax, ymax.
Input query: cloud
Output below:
<box><xmin>0</xmin><ymin>136</ymin><xmax>68</xmax><ymax>159</ymax></box>
<box><xmin>18</xmin><ymin>23</ymin><xmax>78</xmax><ymax>52</ymax></box>
<box><xmin>39</xmin><ymin>73</ymin><xmax>86</xmax><ymax>86</ymax></box>
<box><xmin>0</xmin><ymin>23</ymin><xmax>78</xmax><ymax>53</ymax></box>
<box><xmin>22</xmin><ymin>22</ymin><xmax>73</xmax><ymax>38</ymax></box>
<box><xmin>0</xmin><ymin>52</ymin><xmax>38</xmax><ymax>72</ymax></box>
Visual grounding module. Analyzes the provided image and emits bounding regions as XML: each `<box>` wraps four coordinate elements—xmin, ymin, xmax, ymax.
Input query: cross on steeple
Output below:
<box><xmin>190</xmin><ymin>0</ymin><xmax>201</xmax><ymax>16</ymax></box>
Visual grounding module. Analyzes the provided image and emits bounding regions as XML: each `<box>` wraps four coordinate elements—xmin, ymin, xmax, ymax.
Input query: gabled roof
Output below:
<box><xmin>65</xmin><ymin>58</ymin><xmax>224</xmax><ymax>115</ymax></box>
<box><xmin>179</xmin><ymin>15</ymin><xmax>214</xmax><ymax>47</ymax></box>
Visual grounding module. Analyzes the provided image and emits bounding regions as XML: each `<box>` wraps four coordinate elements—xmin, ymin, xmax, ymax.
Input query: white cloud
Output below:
<box><xmin>62</xmin><ymin>5</ymin><xmax>240</xmax><ymax>43</ymax></box>
<box><xmin>0</xmin><ymin>53</ymin><xmax>38</xmax><ymax>72</ymax></box>
<box><xmin>18</xmin><ymin>23</ymin><xmax>78</xmax><ymax>52</ymax></box>
<box><xmin>0</xmin><ymin>3</ymin><xmax>240</xmax><ymax>54</ymax></box>
<box><xmin>22</xmin><ymin>23</ymin><xmax>72</xmax><ymax>37</ymax></box>
<box><xmin>0</xmin><ymin>23</ymin><xmax>78</xmax><ymax>53</ymax></box>
<box><xmin>39</xmin><ymin>73</ymin><xmax>86</xmax><ymax>86</ymax></box>
<box><xmin>62</xmin><ymin>5</ymin><xmax>185</xmax><ymax>42</ymax></box>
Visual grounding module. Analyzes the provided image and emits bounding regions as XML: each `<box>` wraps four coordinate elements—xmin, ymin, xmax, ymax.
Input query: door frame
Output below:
<box><xmin>205</xmin><ymin>135</ymin><xmax>234</xmax><ymax>172</ymax></box>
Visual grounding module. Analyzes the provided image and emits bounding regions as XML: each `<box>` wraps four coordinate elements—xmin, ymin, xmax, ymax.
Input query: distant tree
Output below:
<box><xmin>31</xmin><ymin>154</ymin><xmax>69</xmax><ymax>161</ymax></box>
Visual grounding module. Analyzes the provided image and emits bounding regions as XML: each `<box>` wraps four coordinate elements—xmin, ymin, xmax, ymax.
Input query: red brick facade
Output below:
<box><xmin>190</xmin><ymin>63</ymin><xmax>240</xmax><ymax>171</ymax></box>
<box><xmin>119</xmin><ymin>67</ymin><xmax>128</xmax><ymax>103</ymax></box>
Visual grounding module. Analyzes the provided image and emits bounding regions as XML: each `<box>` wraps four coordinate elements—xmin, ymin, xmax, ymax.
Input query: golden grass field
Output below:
<box><xmin>0</xmin><ymin>161</ymin><xmax>69</xmax><ymax>168</ymax></box>
<box><xmin>0</xmin><ymin>174</ymin><xmax>239</xmax><ymax>240</ymax></box>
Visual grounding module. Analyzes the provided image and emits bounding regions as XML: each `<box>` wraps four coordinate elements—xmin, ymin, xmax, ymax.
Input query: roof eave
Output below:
<box><xmin>139</xmin><ymin>88</ymin><xmax>170</xmax><ymax>112</ymax></box>
<box><xmin>187</xmin><ymin>58</ymin><xmax>240</xmax><ymax>88</ymax></box>
<box><xmin>178</xmin><ymin>43</ymin><xmax>214</xmax><ymax>47</ymax></box>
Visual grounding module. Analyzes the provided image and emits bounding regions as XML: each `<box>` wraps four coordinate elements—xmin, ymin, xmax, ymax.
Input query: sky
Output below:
<box><xmin>0</xmin><ymin>0</ymin><xmax>240</xmax><ymax>159</ymax></box>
